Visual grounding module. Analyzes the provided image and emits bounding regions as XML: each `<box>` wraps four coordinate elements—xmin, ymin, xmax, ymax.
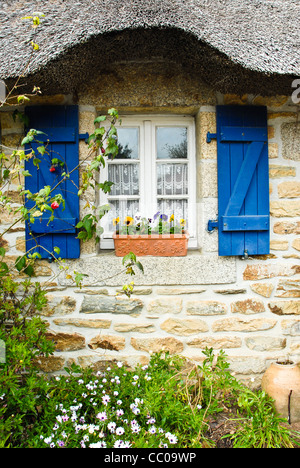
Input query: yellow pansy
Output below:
<box><xmin>113</xmin><ymin>217</ymin><xmax>120</xmax><ymax>226</ymax></box>
<box><xmin>169</xmin><ymin>214</ymin><xmax>174</xmax><ymax>222</ymax></box>
<box><xmin>180</xmin><ymin>218</ymin><xmax>186</xmax><ymax>227</ymax></box>
<box><xmin>124</xmin><ymin>216</ymin><xmax>134</xmax><ymax>226</ymax></box>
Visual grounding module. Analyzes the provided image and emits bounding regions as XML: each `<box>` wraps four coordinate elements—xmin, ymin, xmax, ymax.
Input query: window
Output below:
<box><xmin>99</xmin><ymin>115</ymin><xmax>196</xmax><ymax>249</ymax></box>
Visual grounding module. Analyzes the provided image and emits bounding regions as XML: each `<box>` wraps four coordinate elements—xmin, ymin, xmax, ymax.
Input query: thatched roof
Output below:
<box><xmin>0</xmin><ymin>0</ymin><xmax>299</xmax><ymax>95</ymax></box>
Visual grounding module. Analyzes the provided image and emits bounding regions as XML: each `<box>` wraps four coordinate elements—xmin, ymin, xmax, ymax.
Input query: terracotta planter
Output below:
<box><xmin>113</xmin><ymin>233</ymin><xmax>189</xmax><ymax>257</ymax></box>
<box><xmin>261</xmin><ymin>361</ymin><xmax>300</xmax><ymax>423</ymax></box>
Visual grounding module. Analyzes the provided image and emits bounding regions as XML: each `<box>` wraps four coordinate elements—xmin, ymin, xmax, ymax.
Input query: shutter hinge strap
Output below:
<box><xmin>79</xmin><ymin>132</ymin><xmax>89</xmax><ymax>143</ymax></box>
<box><xmin>206</xmin><ymin>132</ymin><xmax>217</xmax><ymax>143</ymax></box>
<box><xmin>207</xmin><ymin>219</ymin><xmax>219</xmax><ymax>233</ymax></box>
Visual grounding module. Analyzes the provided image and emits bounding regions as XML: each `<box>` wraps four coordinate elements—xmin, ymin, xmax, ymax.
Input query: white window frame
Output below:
<box><xmin>99</xmin><ymin>115</ymin><xmax>197</xmax><ymax>249</ymax></box>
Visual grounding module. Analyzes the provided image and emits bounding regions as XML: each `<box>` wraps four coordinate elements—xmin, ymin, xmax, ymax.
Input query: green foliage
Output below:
<box><xmin>1</xmin><ymin>347</ymin><xmax>298</xmax><ymax>448</ymax></box>
<box><xmin>0</xmin><ymin>274</ymin><xmax>54</xmax><ymax>447</ymax></box>
<box><xmin>228</xmin><ymin>388</ymin><xmax>297</xmax><ymax>448</ymax></box>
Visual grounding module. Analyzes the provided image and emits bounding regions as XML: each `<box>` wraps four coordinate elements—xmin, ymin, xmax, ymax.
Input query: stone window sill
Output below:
<box><xmin>59</xmin><ymin>251</ymin><xmax>236</xmax><ymax>287</ymax></box>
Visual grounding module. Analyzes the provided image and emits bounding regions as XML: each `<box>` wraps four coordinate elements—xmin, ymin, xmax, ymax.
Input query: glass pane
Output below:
<box><xmin>157</xmin><ymin>163</ymin><xmax>188</xmax><ymax>196</ymax></box>
<box><xmin>157</xmin><ymin>199</ymin><xmax>188</xmax><ymax>229</ymax></box>
<box><xmin>108</xmin><ymin>199</ymin><xmax>140</xmax><ymax>231</ymax></box>
<box><xmin>108</xmin><ymin>164</ymin><xmax>139</xmax><ymax>196</ymax></box>
<box><xmin>116</xmin><ymin>127</ymin><xmax>139</xmax><ymax>159</ymax></box>
<box><xmin>156</xmin><ymin>127</ymin><xmax>187</xmax><ymax>159</ymax></box>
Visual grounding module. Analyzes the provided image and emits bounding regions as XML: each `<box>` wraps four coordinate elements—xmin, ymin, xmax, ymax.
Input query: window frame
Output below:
<box><xmin>99</xmin><ymin>115</ymin><xmax>197</xmax><ymax>249</ymax></box>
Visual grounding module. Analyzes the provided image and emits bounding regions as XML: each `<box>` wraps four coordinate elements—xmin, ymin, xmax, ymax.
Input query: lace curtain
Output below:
<box><xmin>108</xmin><ymin>164</ymin><xmax>139</xmax><ymax>196</ymax></box>
<box><xmin>157</xmin><ymin>163</ymin><xmax>188</xmax><ymax>196</ymax></box>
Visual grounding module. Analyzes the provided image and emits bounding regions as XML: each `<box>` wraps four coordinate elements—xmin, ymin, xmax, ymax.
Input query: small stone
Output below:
<box><xmin>114</xmin><ymin>322</ymin><xmax>155</xmax><ymax>333</ymax></box>
<box><xmin>160</xmin><ymin>318</ymin><xmax>208</xmax><ymax>335</ymax></box>
<box><xmin>80</xmin><ymin>295</ymin><xmax>143</xmax><ymax>316</ymax></box>
<box><xmin>269</xmin><ymin>165</ymin><xmax>296</xmax><ymax>178</ymax></box>
<box><xmin>53</xmin><ymin>318</ymin><xmax>111</xmax><ymax>329</ymax></box>
<box><xmin>268</xmin><ymin>301</ymin><xmax>300</xmax><ymax>315</ymax></box>
<box><xmin>130</xmin><ymin>337</ymin><xmax>184</xmax><ymax>354</ymax></box>
<box><xmin>88</xmin><ymin>335</ymin><xmax>125</xmax><ymax>351</ymax></box>
<box><xmin>270</xmin><ymin>239</ymin><xmax>289</xmax><ymax>250</ymax></box>
<box><xmin>250</xmin><ymin>283</ymin><xmax>274</xmax><ymax>298</ymax></box>
<box><xmin>212</xmin><ymin>317</ymin><xmax>277</xmax><ymax>332</ymax></box>
<box><xmin>281</xmin><ymin>319</ymin><xmax>300</xmax><ymax>336</ymax></box>
<box><xmin>46</xmin><ymin>331</ymin><xmax>85</xmax><ymax>351</ymax></box>
<box><xmin>214</xmin><ymin>288</ymin><xmax>246</xmax><ymax>295</ymax></box>
<box><xmin>187</xmin><ymin>336</ymin><xmax>242</xmax><ymax>349</ymax></box>
<box><xmin>278</xmin><ymin>181</ymin><xmax>300</xmax><ymax>198</ymax></box>
<box><xmin>292</xmin><ymin>238</ymin><xmax>300</xmax><ymax>251</ymax></box>
<box><xmin>231</xmin><ymin>299</ymin><xmax>265</xmax><ymax>315</ymax></box>
<box><xmin>275</xmin><ymin>279</ymin><xmax>300</xmax><ymax>298</ymax></box>
<box><xmin>245</xmin><ymin>336</ymin><xmax>286</xmax><ymax>351</ymax></box>
<box><xmin>156</xmin><ymin>287</ymin><xmax>206</xmax><ymax>295</ymax></box>
<box><xmin>270</xmin><ymin>200</ymin><xmax>300</xmax><ymax>217</ymax></box>
<box><xmin>186</xmin><ymin>300</ymin><xmax>227</xmax><ymax>316</ymax></box>
<box><xmin>273</xmin><ymin>221</ymin><xmax>300</xmax><ymax>235</ymax></box>
<box><xmin>147</xmin><ymin>298</ymin><xmax>182</xmax><ymax>315</ymax></box>
<box><xmin>243</xmin><ymin>263</ymin><xmax>300</xmax><ymax>281</ymax></box>
<box><xmin>42</xmin><ymin>295</ymin><xmax>77</xmax><ymax>317</ymax></box>
<box><xmin>34</xmin><ymin>356</ymin><xmax>65</xmax><ymax>373</ymax></box>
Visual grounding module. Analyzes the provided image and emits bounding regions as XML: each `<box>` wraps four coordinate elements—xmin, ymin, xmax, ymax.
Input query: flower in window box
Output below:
<box><xmin>113</xmin><ymin>212</ymin><xmax>189</xmax><ymax>257</ymax></box>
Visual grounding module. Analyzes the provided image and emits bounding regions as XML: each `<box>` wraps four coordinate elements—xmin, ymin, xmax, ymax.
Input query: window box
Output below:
<box><xmin>113</xmin><ymin>232</ymin><xmax>189</xmax><ymax>257</ymax></box>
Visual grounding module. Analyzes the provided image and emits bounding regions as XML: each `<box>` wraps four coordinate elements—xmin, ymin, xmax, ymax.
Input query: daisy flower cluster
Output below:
<box><xmin>36</xmin><ymin>361</ymin><xmax>179</xmax><ymax>449</ymax></box>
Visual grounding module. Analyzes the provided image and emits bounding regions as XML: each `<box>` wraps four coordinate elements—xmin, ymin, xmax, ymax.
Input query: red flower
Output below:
<box><xmin>101</xmin><ymin>147</ymin><xmax>105</xmax><ymax>154</ymax></box>
<box><xmin>50</xmin><ymin>166</ymin><xmax>56</xmax><ymax>172</ymax></box>
<box><xmin>51</xmin><ymin>201</ymin><xmax>59</xmax><ymax>210</ymax></box>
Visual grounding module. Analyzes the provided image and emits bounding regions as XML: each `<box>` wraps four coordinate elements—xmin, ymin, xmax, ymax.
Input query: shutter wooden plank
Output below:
<box><xmin>224</xmin><ymin>142</ymin><xmax>264</xmax><ymax>216</ymax></box>
<box><xmin>34</xmin><ymin>127</ymin><xmax>76</xmax><ymax>143</ymax></box>
<box><xmin>222</xmin><ymin>215</ymin><xmax>269</xmax><ymax>231</ymax></box>
<box><xmin>220</xmin><ymin>126</ymin><xmax>267</xmax><ymax>142</ymax></box>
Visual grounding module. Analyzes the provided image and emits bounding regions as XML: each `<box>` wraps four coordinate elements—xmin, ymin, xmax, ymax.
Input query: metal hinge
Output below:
<box><xmin>79</xmin><ymin>132</ymin><xmax>89</xmax><ymax>144</ymax></box>
<box><xmin>207</xmin><ymin>219</ymin><xmax>219</xmax><ymax>233</ymax></box>
<box><xmin>206</xmin><ymin>132</ymin><xmax>217</xmax><ymax>143</ymax></box>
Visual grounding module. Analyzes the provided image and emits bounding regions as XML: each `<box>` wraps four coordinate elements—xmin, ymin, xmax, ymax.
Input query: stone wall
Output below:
<box><xmin>0</xmin><ymin>67</ymin><xmax>299</xmax><ymax>386</ymax></box>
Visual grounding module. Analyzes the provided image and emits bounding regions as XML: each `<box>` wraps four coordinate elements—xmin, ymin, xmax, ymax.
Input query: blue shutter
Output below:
<box><xmin>215</xmin><ymin>105</ymin><xmax>270</xmax><ymax>256</ymax></box>
<box><xmin>25</xmin><ymin>106</ymin><xmax>80</xmax><ymax>259</ymax></box>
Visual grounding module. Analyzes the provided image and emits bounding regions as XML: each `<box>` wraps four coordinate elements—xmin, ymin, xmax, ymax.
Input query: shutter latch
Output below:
<box><xmin>206</xmin><ymin>132</ymin><xmax>217</xmax><ymax>143</ymax></box>
<box><xmin>207</xmin><ymin>219</ymin><xmax>218</xmax><ymax>233</ymax></box>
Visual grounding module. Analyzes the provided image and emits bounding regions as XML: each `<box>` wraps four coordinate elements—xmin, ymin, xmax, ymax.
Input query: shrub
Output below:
<box><xmin>0</xmin><ymin>272</ymin><xmax>54</xmax><ymax>447</ymax></box>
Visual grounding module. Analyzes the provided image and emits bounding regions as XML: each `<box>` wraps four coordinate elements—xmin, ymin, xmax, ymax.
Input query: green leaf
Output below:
<box><xmin>94</xmin><ymin>116</ymin><xmax>106</xmax><ymax>124</ymax></box>
<box><xmin>54</xmin><ymin>247</ymin><xmax>60</xmax><ymax>255</ymax></box>
<box><xmin>24</xmin><ymin>264</ymin><xmax>35</xmax><ymax>277</ymax></box>
<box><xmin>0</xmin><ymin>262</ymin><xmax>8</xmax><ymax>276</ymax></box>
<box><xmin>21</xmin><ymin>135</ymin><xmax>34</xmax><ymax>146</ymax></box>
<box><xmin>135</xmin><ymin>261</ymin><xmax>144</xmax><ymax>273</ymax></box>
<box><xmin>122</xmin><ymin>252</ymin><xmax>136</xmax><ymax>266</ymax></box>
<box><xmin>15</xmin><ymin>256</ymin><xmax>26</xmax><ymax>272</ymax></box>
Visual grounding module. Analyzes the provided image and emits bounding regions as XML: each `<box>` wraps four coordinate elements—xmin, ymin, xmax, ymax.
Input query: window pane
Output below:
<box><xmin>108</xmin><ymin>199</ymin><xmax>140</xmax><ymax>231</ymax></box>
<box><xmin>157</xmin><ymin>163</ymin><xmax>188</xmax><ymax>196</ymax></box>
<box><xmin>116</xmin><ymin>127</ymin><xmax>139</xmax><ymax>159</ymax></box>
<box><xmin>156</xmin><ymin>127</ymin><xmax>187</xmax><ymax>159</ymax></box>
<box><xmin>108</xmin><ymin>164</ymin><xmax>139</xmax><ymax>196</ymax></box>
<box><xmin>157</xmin><ymin>199</ymin><xmax>188</xmax><ymax>228</ymax></box>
